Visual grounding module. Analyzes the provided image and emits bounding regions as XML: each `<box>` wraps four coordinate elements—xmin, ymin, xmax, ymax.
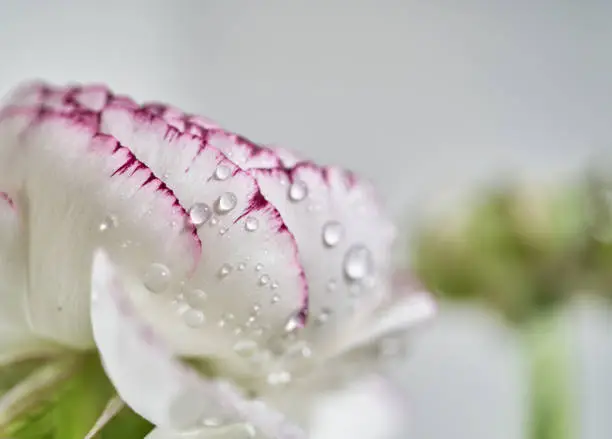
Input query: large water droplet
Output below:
<box><xmin>322</xmin><ymin>220</ymin><xmax>344</xmax><ymax>247</ymax></box>
<box><xmin>288</xmin><ymin>180</ymin><xmax>308</xmax><ymax>202</ymax></box>
<box><xmin>244</xmin><ymin>216</ymin><xmax>259</xmax><ymax>232</ymax></box>
<box><xmin>185</xmin><ymin>289</ymin><xmax>207</xmax><ymax>309</ymax></box>
<box><xmin>343</xmin><ymin>245</ymin><xmax>373</xmax><ymax>281</ymax></box>
<box><xmin>183</xmin><ymin>309</ymin><xmax>205</xmax><ymax>328</ymax></box>
<box><xmin>215</xmin><ymin>192</ymin><xmax>237</xmax><ymax>214</ymax></box>
<box><xmin>189</xmin><ymin>203</ymin><xmax>212</xmax><ymax>227</ymax></box>
<box><xmin>233</xmin><ymin>340</ymin><xmax>258</xmax><ymax>358</ymax></box>
<box><xmin>143</xmin><ymin>263</ymin><xmax>171</xmax><ymax>293</ymax></box>
<box><xmin>218</xmin><ymin>263</ymin><xmax>233</xmax><ymax>278</ymax></box>
<box><xmin>214</xmin><ymin>165</ymin><xmax>231</xmax><ymax>181</ymax></box>
<box><xmin>98</xmin><ymin>215</ymin><xmax>117</xmax><ymax>233</ymax></box>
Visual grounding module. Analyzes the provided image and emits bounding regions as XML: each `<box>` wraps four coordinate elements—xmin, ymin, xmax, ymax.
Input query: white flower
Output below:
<box><xmin>0</xmin><ymin>82</ymin><xmax>435</xmax><ymax>439</ymax></box>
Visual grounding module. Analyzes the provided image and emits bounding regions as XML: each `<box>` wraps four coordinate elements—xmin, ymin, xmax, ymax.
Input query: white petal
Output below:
<box><xmin>98</xmin><ymin>91</ymin><xmax>401</xmax><ymax>360</ymax></box>
<box><xmin>97</xmin><ymin>101</ymin><xmax>309</xmax><ymax>361</ymax></box>
<box><xmin>309</xmin><ymin>375</ymin><xmax>406</xmax><ymax>439</ymax></box>
<box><xmin>0</xmin><ymin>87</ymin><xmax>200</xmax><ymax>348</ymax></box>
<box><xmin>91</xmin><ymin>250</ymin><xmax>306</xmax><ymax>439</ymax></box>
<box><xmin>0</xmin><ymin>192</ymin><xmax>57</xmax><ymax>363</ymax></box>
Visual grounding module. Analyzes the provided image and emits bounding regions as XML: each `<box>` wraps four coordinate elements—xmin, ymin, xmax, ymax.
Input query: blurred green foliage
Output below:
<box><xmin>412</xmin><ymin>176</ymin><xmax>612</xmax><ymax>323</ymax></box>
<box><xmin>0</xmin><ymin>354</ymin><xmax>153</xmax><ymax>439</ymax></box>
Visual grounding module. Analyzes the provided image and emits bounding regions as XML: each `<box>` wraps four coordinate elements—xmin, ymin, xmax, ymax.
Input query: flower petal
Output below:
<box><xmin>91</xmin><ymin>250</ymin><xmax>306</xmax><ymax>439</ymax></box>
<box><xmin>308</xmin><ymin>375</ymin><xmax>406</xmax><ymax>439</ymax></box>
<box><xmin>0</xmin><ymin>91</ymin><xmax>201</xmax><ymax>348</ymax></box>
<box><xmin>0</xmin><ymin>192</ymin><xmax>57</xmax><ymax>363</ymax></box>
<box><xmin>98</xmin><ymin>88</ymin><xmax>400</xmax><ymax>362</ymax></box>
<box><xmin>97</xmin><ymin>102</ymin><xmax>309</xmax><ymax>361</ymax></box>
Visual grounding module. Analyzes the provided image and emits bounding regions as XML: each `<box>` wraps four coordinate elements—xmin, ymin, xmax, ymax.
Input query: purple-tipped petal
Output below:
<box><xmin>91</xmin><ymin>250</ymin><xmax>306</xmax><ymax>439</ymax></box>
<box><xmin>0</xmin><ymin>87</ymin><xmax>200</xmax><ymax>348</ymax></box>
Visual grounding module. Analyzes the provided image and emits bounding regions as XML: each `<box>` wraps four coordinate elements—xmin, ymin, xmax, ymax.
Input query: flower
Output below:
<box><xmin>0</xmin><ymin>82</ymin><xmax>435</xmax><ymax>438</ymax></box>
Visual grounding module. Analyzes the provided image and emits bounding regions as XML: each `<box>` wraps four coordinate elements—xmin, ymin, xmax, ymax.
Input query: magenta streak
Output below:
<box><xmin>0</xmin><ymin>192</ymin><xmax>14</xmax><ymax>208</ymax></box>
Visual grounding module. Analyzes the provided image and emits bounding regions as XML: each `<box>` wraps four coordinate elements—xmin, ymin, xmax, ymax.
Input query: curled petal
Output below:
<box><xmin>91</xmin><ymin>250</ymin><xmax>306</xmax><ymax>439</ymax></box>
<box><xmin>0</xmin><ymin>89</ymin><xmax>200</xmax><ymax>348</ymax></box>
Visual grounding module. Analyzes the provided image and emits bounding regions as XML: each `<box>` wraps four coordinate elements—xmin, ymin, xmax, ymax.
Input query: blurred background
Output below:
<box><xmin>1</xmin><ymin>1</ymin><xmax>611</xmax><ymax>438</ymax></box>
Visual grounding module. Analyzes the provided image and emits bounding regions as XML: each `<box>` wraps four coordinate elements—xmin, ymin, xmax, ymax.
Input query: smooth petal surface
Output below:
<box><xmin>91</xmin><ymin>250</ymin><xmax>306</xmax><ymax>439</ymax></box>
<box><xmin>0</xmin><ymin>88</ymin><xmax>200</xmax><ymax>348</ymax></box>
<box><xmin>308</xmin><ymin>375</ymin><xmax>406</xmax><ymax>439</ymax></box>
<box><xmin>0</xmin><ymin>192</ymin><xmax>56</xmax><ymax>363</ymax></box>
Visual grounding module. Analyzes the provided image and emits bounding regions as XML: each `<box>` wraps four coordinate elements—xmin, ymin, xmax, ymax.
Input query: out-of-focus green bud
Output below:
<box><xmin>411</xmin><ymin>179</ymin><xmax>603</xmax><ymax>324</ymax></box>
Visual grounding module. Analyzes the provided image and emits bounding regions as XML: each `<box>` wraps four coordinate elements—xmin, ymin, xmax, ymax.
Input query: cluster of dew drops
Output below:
<box><xmin>97</xmin><ymin>164</ymin><xmax>380</xmax><ymax>385</ymax></box>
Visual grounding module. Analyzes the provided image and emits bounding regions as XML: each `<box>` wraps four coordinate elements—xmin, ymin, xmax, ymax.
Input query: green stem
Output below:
<box><xmin>525</xmin><ymin>309</ymin><xmax>576</xmax><ymax>439</ymax></box>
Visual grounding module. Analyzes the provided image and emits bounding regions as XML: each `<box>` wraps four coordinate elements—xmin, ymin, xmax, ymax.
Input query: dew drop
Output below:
<box><xmin>233</xmin><ymin>340</ymin><xmax>258</xmax><ymax>358</ymax></box>
<box><xmin>258</xmin><ymin>274</ymin><xmax>270</xmax><ymax>286</ymax></box>
<box><xmin>252</xmin><ymin>303</ymin><xmax>262</xmax><ymax>314</ymax></box>
<box><xmin>343</xmin><ymin>245</ymin><xmax>373</xmax><ymax>281</ymax></box>
<box><xmin>255</xmin><ymin>263</ymin><xmax>264</xmax><ymax>272</ymax></box>
<box><xmin>218</xmin><ymin>263</ymin><xmax>233</xmax><ymax>278</ymax></box>
<box><xmin>219</xmin><ymin>227</ymin><xmax>229</xmax><ymax>236</ymax></box>
<box><xmin>183</xmin><ymin>309</ymin><xmax>205</xmax><ymax>328</ymax></box>
<box><xmin>315</xmin><ymin>308</ymin><xmax>332</xmax><ymax>326</ymax></box>
<box><xmin>326</xmin><ymin>279</ymin><xmax>337</xmax><ymax>292</ymax></box>
<box><xmin>271</xmin><ymin>294</ymin><xmax>280</xmax><ymax>304</ymax></box>
<box><xmin>210</xmin><ymin>217</ymin><xmax>219</xmax><ymax>226</ymax></box>
<box><xmin>98</xmin><ymin>215</ymin><xmax>117</xmax><ymax>233</ymax></box>
<box><xmin>284</xmin><ymin>312</ymin><xmax>301</xmax><ymax>333</ymax></box>
<box><xmin>270</xmin><ymin>281</ymin><xmax>279</xmax><ymax>290</ymax></box>
<box><xmin>237</xmin><ymin>262</ymin><xmax>247</xmax><ymax>271</ymax></box>
<box><xmin>244</xmin><ymin>216</ymin><xmax>259</xmax><ymax>232</ymax></box>
<box><xmin>215</xmin><ymin>192</ymin><xmax>237</xmax><ymax>214</ymax></box>
<box><xmin>185</xmin><ymin>289</ymin><xmax>207</xmax><ymax>309</ymax></box>
<box><xmin>188</xmin><ymin>203</ymin><xmax>212</xmax><ymax>227</ymax></box>
<box><xmin>143</xmin><ymin>263</ymin><xmax>171</xmax><ymax>293</ymax></box>
<box><xmin>322</xmin><ymin>220</ymin><xmax>344</xmax><ymax>247</ymax></box>
<box><xmin>288</xmin><ymin>180</ymin><xmax>308</xmax><ymax>202</ymax></box>
<box><xmin>213</xmin><ymin>165</ymin><xmax>231</xmax><ymax>181</ymax></box>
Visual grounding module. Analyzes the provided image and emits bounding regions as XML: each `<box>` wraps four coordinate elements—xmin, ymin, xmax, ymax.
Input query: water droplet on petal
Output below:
<box><xmin>315</xmin><ymin>308</ymin><xmax>332</xmax><ymax>326</ymax></box>
<box><xmin>271</xmin><ymin>294</ymin><xmax>280</xmax><ymax>304</ymax></box>
<box><xmin>98</xmin><ymin>215</ymin><xmax>117</xmax><ymax>232</ymax></box>
<box><xmin>252</xmin><ymin>303</ymin><xmax>261</xmax><ymax>314</ymax></box>
<box><xmin>322</xmin><ymin>221</ymin><xmax>344</xmax><ymax>247</ymax></box>
<box><xmin>210</xmin><ymin>217</ymin><xmax>219</xmax><ymax>226</ymax></box>
<box><xmin>215</xmin><ymin>192</ymin><xmax>237</xmax><ymax>214</ymax></box>
<box><xmin>214</xmin><ymin>165</ymin><xmax>231</xmax><ymax>181</ymax></box>
<box><xmin>288</xmin><ymin>180</ymin><xmax>308</xmax><ymax>202</ymax></box>
<box><xmin>343</xmin><ymin>245</ymin><xmax>373</xmax><ymax>281</ymax></box>
<box><xmin>218</xmin><ymin>263</ymin><xmax>233</xmax><ymax>278</ymax></box>
<box><xmin>185</xmin><ymin>289</ymin><xmax>207</xmax><ymax>309</ymax></box>
<box><xmin>219</xmin><ymin>227</ymin><xmax>229</xmax><ymax>236</ymax></box>
<box><xmin>189</xmin><ymin>203</ymin><xmax>212</xmax><ymax>227</ymax></box>
<box><xmin>258</xmin><ymin>274</ymin><xmax>270</xmax><ymax>286</ymax></box>
<box><xmin>270</xmin><ymin>281</ymin><xmax>279</xmax><ymax>290</ymax></box>
<box><xmin>255</xmin><ymin>263</ymin><xmax>264</xmax><ymax>272</ymax></box>
<box><xmin>233</xmin><ymin>340</ymin><xmax>258</xmax><ymax>358</ymax></box>
<box><xmin>244</xmin><ymin>216</ymin><xmax>259</xmax><ymax>232</ymax></box>
<box><xmin>284</xmin><ymin>312</ymin><xmax>301</xmax><ymax>333</ymax></box>
<box><xmin>327</xmin><ymin>279</ymin><xmax>337</xmax><ymax>292</ymax></box>
<box><xmin>183</xmin><ymin>309</ymin><xmax>205</xmax><ymax>328</ymax></box>
<box><xmin>143</xmin><ymin>263</ymin><xmax>171</xmax><ymax>293</ymax></box>
<box><xmin>237</xmin><ymin>262</ymin><xmax>247</xmax><ymax>271</ymax></box>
